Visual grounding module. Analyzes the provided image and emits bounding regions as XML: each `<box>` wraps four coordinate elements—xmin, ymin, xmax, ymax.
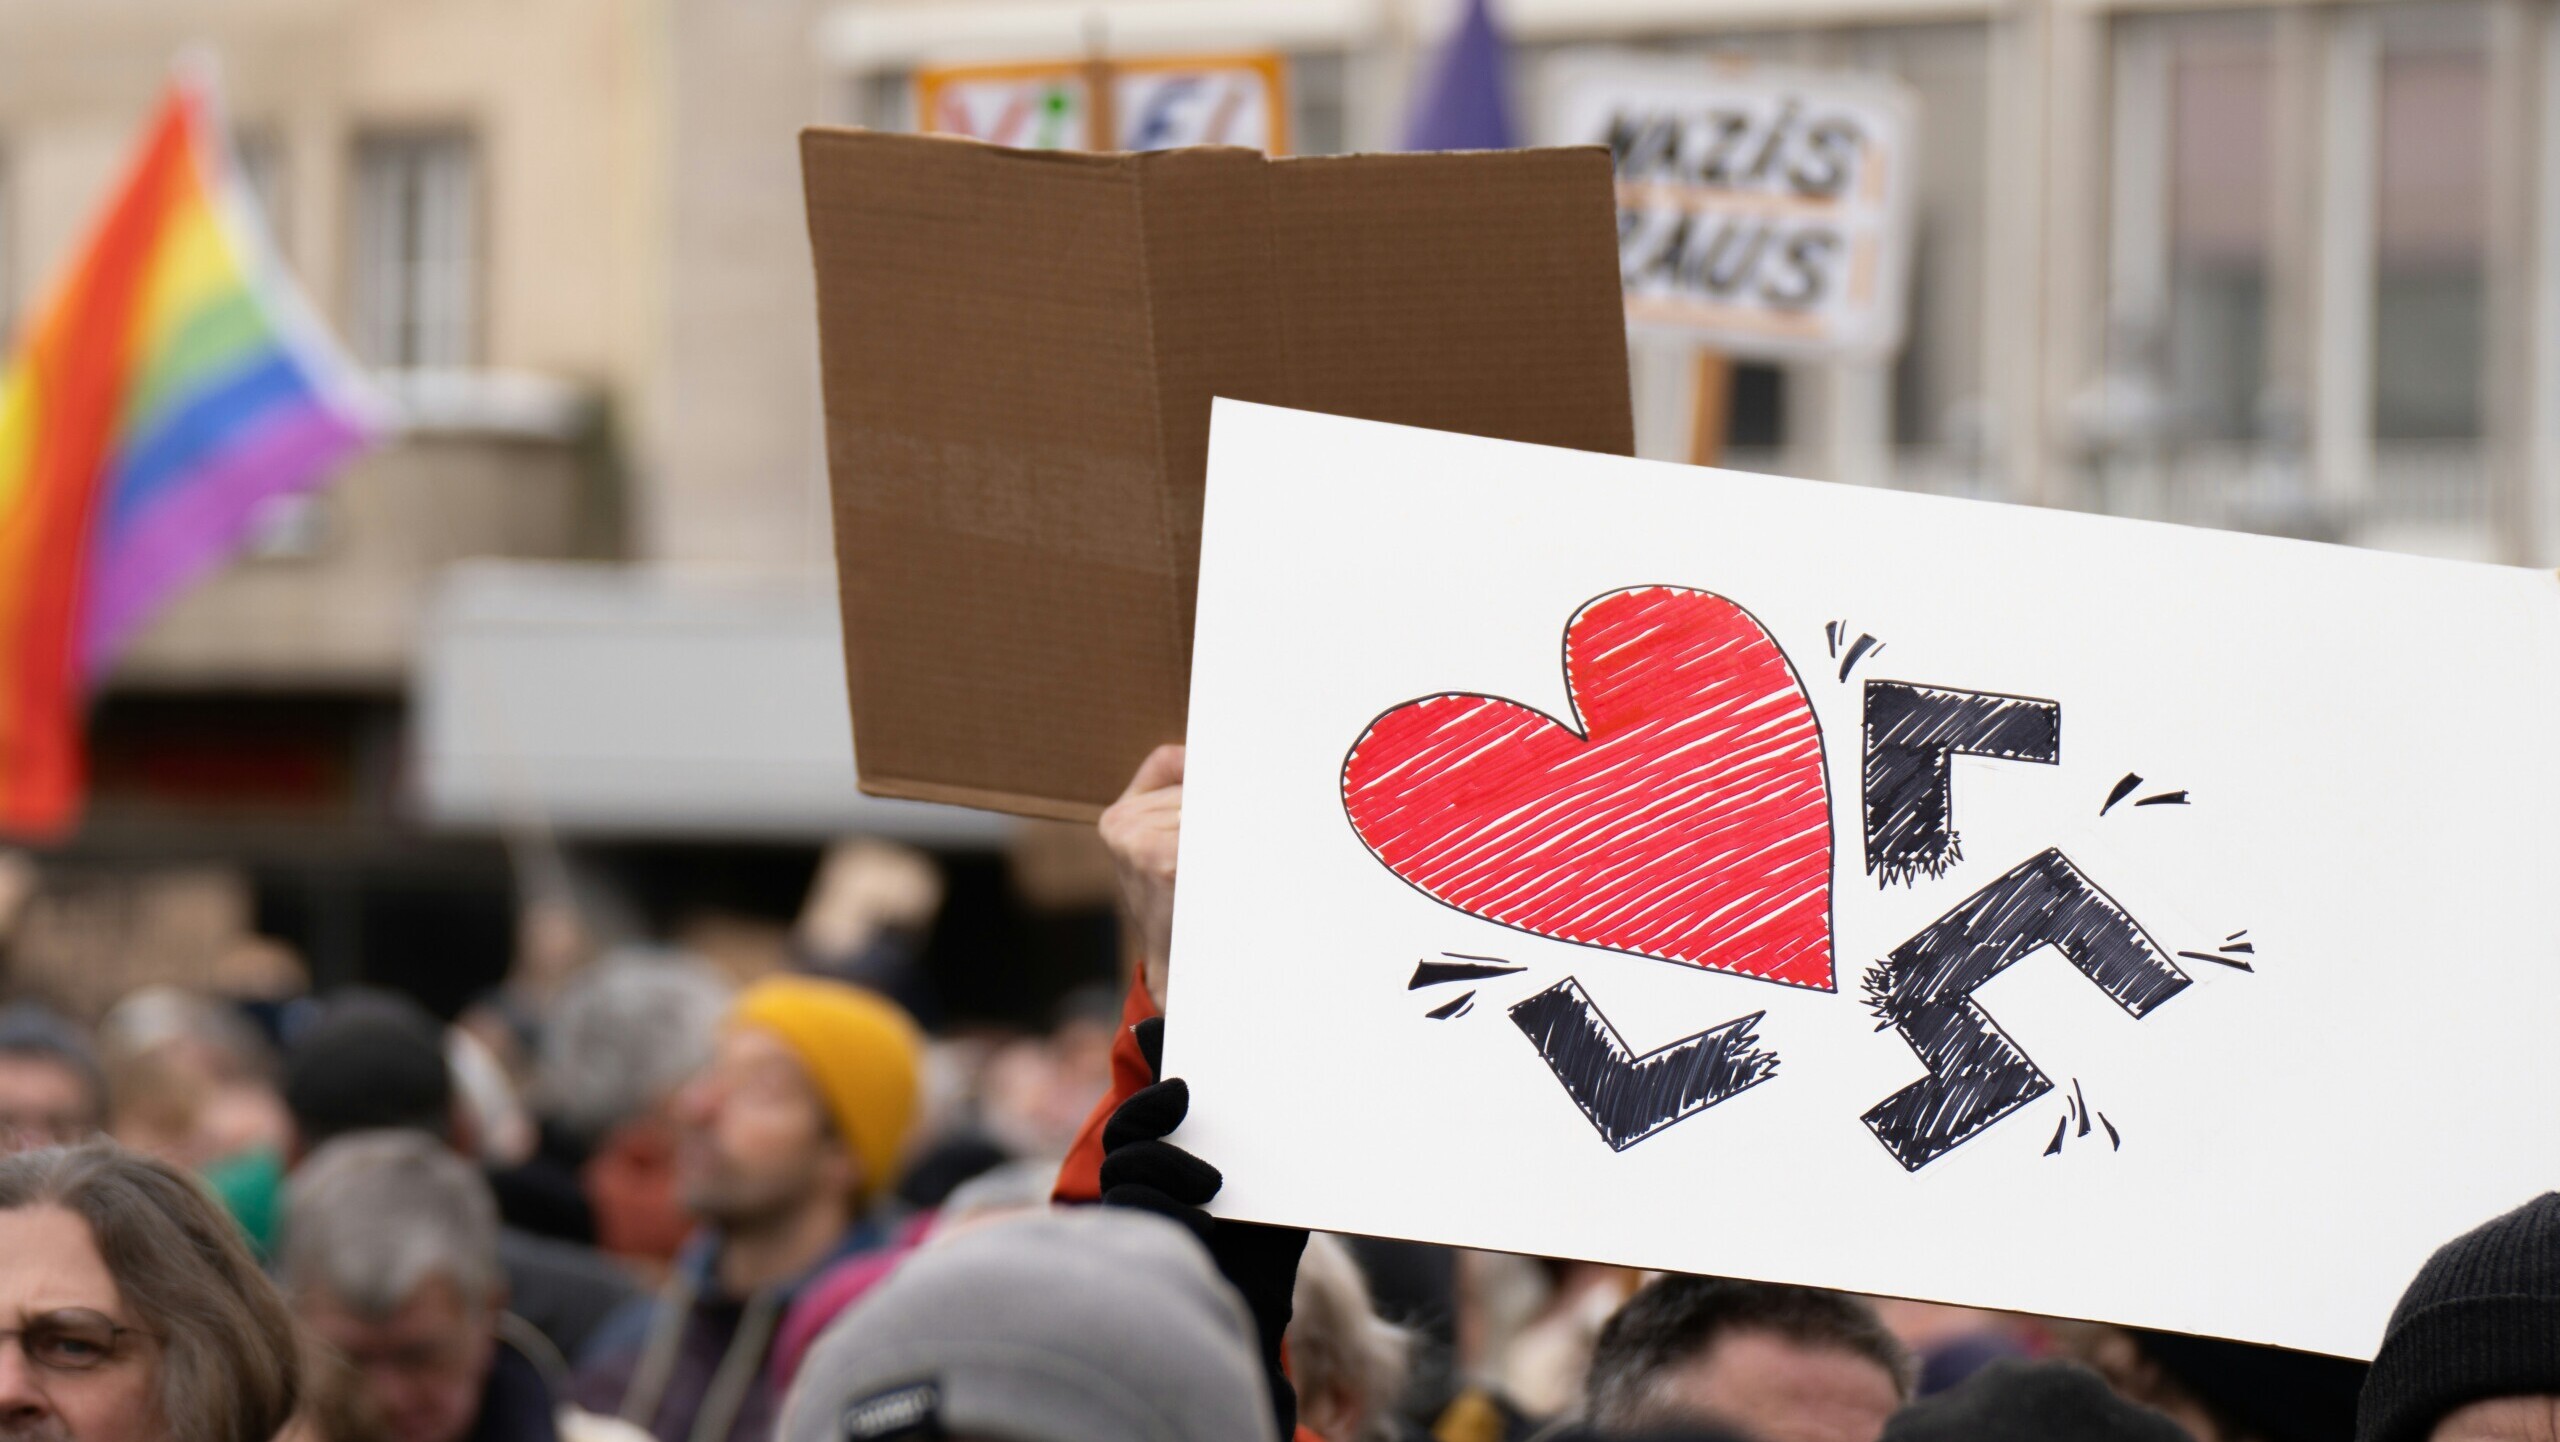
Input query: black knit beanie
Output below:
<box><xmin>2134</xmin><ymin>1330</ymin><xmax>2365</xmax><ymax>1442</ymax></box>
<box><xmin>2357</xmin><ymin>1192</ymin><xmax>2560</xmax><ymax>1442</ymax></box>
<box><xmin>1882</xmin><ymin>1359</ymin><xmax>2191</xmax><ymax>1442</ymax></box>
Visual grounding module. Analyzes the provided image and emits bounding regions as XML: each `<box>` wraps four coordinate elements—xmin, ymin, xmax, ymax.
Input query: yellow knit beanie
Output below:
<box><xmin>728</xmin><ymin>975</ymin><xmax>923</xmax><ymax>1203</ymax></box>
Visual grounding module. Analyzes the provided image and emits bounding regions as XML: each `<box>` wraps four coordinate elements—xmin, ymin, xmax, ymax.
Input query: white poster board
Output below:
<box><xmin>1547</xmin><ymin>54</ymin><xmax>1916</xmax><ymax>360</ymax></box>
<box><xmin>1163</xmin><ymin>401</ymin><xmax>2560</xmax><ymax>1358</ymax></box>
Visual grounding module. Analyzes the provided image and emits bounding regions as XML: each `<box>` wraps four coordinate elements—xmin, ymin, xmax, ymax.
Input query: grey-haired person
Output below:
<box><xmin>283</xmin><ymin>1130</ymin><xmax>651</xmax><ymax>1442</ymax></box>
<box><xmin>0</xmin><ymin>1140</ymin><xmax>300</xmax><ymax>1442</ymax></box>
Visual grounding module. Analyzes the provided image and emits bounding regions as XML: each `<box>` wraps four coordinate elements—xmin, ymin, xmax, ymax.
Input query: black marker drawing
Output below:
<box><xmin>1862</xmin><ymin>682</ymin><xmax>2063</xmax><ymax>886</ymax></box>
<box><xmin>1860</xmin><ymin>848</ymin><xmax>2192</xmax><ymax>1171</ymax></box>
<box><xmin>2042</xmin><ymin>1088</ymin><xmax>2127</xmax><ymax>1157</ymax></box>
<box><xmin>1509</xmin><ymin>977</ymin><xmax>1779</xmax><ymax>1151</ymax></box>
<box><xmin>1826</xmin><ymin>620</ymin><xmax>1847</xmax><ymax>658</ymax></box>
<box><xmin>1426</xmin><ymin>990</ymin><xmax>1476</xmax><ymax>1020</ymax></box>
<box><xmin>1409</xmin><ymin>957</ymin><xmax>1528</xmax><ymax>989</ymax></box>
<box><xmin>2179</xmin><ymin>949</ymin><xmax>2254</xmax><ymax>973</ymax></box>
<box><xmin>2135</xmin><ymin>790</ymin><xmax>2190</xmax><ymax>807</ymax></box>
<box><xmin>1837</xmin><ymin>634</ymin><xmax>1883</xmax><ymax>682</ymax></box>
<box><xmin>2101</xmin><ymin>773</ymin><xmax>2143</xmax><ymax>815</ymax></box>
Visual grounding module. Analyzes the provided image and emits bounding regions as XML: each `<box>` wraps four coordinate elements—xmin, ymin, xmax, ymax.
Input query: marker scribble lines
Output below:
<box><xmin>2042</xmin><ymin>1081</ymin><xmax>2126</xmax><ymax>1157</ymax></box>
<box><xmin>1509</xmin><ymin>977</ymin><xmax>1779</xmax><ymax>1151</ymax></box>
<box><xmin>2101</xmin><ymin>773</ymin><xmax>2143</xmax><ymax>815</ymax></box>
<box><xmin>1342</xmin><ymin>586</ymin><xmax>1835</xmax><ymax>991</ymax></box>
<box><xmin>1862</xmin><ymin>682</ymin><xmax>2062</xmax><ymax>887</ymax></box>
<box><xmin>1860</xmin><ymin>848</ymin><xmax>2191</xmax><ymax>1171</ymax></box>
<box><xmin>1409</xmin><ymin>957</ymin><xmax>1527</xmax><ymax>989</ymax></box>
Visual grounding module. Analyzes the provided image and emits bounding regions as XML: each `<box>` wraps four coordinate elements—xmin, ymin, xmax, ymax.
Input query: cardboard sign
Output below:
<box><xmin>916</xmin><ymin>54</ymin><xmax>1289</xmax><ymax>153</ymax></box>
<box><xmin>800</xmin><ymin>131</ymin><xmax>1633</xmax><ymax>821</ymax></box>
<box><xmin>1164</xmin><ymin>400</ymin><xmax>2560</xmax><ymax>1357</ymax></box>
<box><xmin>1550</xmin><ymin>55</ymin><xmax>1917</xmax><ymax>360</ymax></box>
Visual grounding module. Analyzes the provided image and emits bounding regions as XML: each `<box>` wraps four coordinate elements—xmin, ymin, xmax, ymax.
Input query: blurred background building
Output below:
<box><xmin>0</xmin><ymin>0</ymin><xmax>2550</xmax><ymax>1014</ymax></box>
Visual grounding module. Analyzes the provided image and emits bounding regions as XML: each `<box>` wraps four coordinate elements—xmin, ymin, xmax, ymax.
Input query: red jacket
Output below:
<box><xmin>1054</xmin><ymin>977</ymin><xmax>1325</xmax><ymax>1442</ymax></box>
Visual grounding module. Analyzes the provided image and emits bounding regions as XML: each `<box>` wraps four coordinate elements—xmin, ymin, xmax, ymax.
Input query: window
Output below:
<box><xmin>2163</xmin><ymin>15</ymin><xmax>2274</xmax><ymax>444</ymax></box>
<box><xmin>352</xmin><ymin>131</ymin><xmax>478</xmax><ymax>370</ymax></box>
<box><xmin>2373</xmin><ymin>3</ymin><xmax>2486</xmax><ymax>442</ymax></box>
<box><xmin>232</xmin><ymin>128</ymin><xmax>290</xmax><ymax>255</ymax></box>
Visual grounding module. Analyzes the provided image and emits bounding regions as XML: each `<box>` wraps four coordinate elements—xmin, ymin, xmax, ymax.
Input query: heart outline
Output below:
<box><xmin>1340</xmin><ymin>585</ymin><xmax>1836</xmax><ymax>991</ymax></box>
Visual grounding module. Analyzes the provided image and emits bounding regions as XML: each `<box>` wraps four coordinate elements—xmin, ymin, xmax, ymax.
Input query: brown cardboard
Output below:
<box><xmin>802</xmin><ymin>128</ymin><xmax>1635</xmax><ymax>822</ymax></box>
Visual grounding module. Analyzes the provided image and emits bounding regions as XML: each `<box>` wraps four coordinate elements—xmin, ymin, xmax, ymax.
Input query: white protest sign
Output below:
<box><xmin>1162</xmin><ymin>401</ymin><xmax>2560</xmax><ymax>1358</ymax></box>
<box><xmin>916</xmin><ymin>54</ymin><xmax>1287</xmax><ymax>153</ymax></box>
<box><xmin>1549</xmin><ymin>54</ymin><xmax>1916</xmax><ymax>359</ymax></box>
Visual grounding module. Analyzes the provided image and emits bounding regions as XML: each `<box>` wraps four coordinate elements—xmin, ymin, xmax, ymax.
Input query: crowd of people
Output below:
<box><xmin>0</xmin><ymin>745</ymin><xmax>2548</xmax><ymax>1442</ymax></box>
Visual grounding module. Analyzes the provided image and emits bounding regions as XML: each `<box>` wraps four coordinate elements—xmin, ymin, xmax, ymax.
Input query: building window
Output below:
<box><xmin>2164</xmin><ymin>13</ymin><xmax>2274</xmax><ymax>446</ymax></box>
<box><xmin>352</xmin><ymin>131</ymin><xmax>478</xmax><ymax>370</ymax></box>
<box><xmin>2373</xmin><ymin>3</ymin><xmax>2486</xmax><ymax>442</ymax></box>
<box><xmin>232</xmin><ymin>128</ymin><xmax>290</xmax><ymax>255</ymax></box>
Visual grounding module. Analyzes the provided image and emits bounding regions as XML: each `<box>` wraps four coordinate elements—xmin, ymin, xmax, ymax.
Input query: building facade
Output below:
<box><xmin>0</xmin><ymin>0</ymin><xmax>2552</xmax><ymax>995</ymax></box>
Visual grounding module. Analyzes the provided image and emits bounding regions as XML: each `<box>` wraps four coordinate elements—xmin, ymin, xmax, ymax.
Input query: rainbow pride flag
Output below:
<box><xmin>0</xmin><ymin>72</ymin><xmax>386</xmax><ymax>837</ymax></box>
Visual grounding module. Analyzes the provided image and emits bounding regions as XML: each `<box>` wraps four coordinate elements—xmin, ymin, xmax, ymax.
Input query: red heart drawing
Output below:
<box><xmin>1341</xmin><ymin>586</ymin><xmax>1833</xmax><ymax>990</ymax></box>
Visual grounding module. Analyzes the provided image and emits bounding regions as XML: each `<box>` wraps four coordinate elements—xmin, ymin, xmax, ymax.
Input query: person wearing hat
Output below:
<box><xmin>1881</xmin><ymin>1359</ymin><xmax>2193</xmax><ymax>1442</ymax></box>
<box><xmin>2357</xmin><ymin>1192</ymin><xmax>2560</xmax><ymax>1442</ymax></box>
<box><xmin>2072</xmin><ymin>1327</ymin><xmax>2365</xmax><ymax>1442</ymax></box>
<box><xmin>779</xmin><ymin>1207</ymin><xmax>1276</xmax><ymax>1442</ymax></box>
<box><xmin>572</xmin><ymin>975</ymin><xmax>922</xmax><ymax>1442</ymax></box>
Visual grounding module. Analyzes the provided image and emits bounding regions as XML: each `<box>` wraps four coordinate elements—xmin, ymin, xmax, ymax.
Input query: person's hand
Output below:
<box><xmin>1100</xmin><ymin>744</ymin><xmax>1183</xmax><ymax>1007</ymax></box>
<box><xmin>1100</xmin><ymin>1017</ymin><xmax>1307</xmax><ymax>1440</ymax></box>
<box><xmin>798</xmin><ymin>838</ymin><xmax>944</xmax><ymax>961</ymax></box>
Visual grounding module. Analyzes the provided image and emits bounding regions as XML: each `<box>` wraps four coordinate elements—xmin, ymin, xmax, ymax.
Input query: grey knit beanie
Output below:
<box><xmin>778</xmin><ymin>1207</ymin><xmax>1278</xmax><ymax>1442</ymax></box>
<box><xmin>2358</xmin><ymin>1192</ymin><xmax>2560</xmax><ymax>1442</ymax></box>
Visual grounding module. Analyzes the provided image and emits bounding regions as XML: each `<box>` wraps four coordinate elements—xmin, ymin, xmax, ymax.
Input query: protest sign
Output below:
<box><xmin>916</xmin><ymin>54</ymin><xmax>1288</xmax><ymax>153</ymax></box>
<box><xmin>1163</xmin><ymin>400</ymin><xmax>2560</xmax><ymax>1357</ymax></box>
<box><xmin>801</xmin><ymin>132</ymin><xmax>1632</xmax><ymax>821</ymax></box>
<box><xmin>1550</xmin><ymin>54</ymin><xmax>1917</xmax><ymax>360</ymax></box>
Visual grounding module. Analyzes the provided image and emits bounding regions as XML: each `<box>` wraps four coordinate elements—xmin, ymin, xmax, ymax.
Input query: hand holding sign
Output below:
<box><xmin>1103</xmin><ymin>744</ymin><xmax>1186</xmax><ymax>1009</ymax></box>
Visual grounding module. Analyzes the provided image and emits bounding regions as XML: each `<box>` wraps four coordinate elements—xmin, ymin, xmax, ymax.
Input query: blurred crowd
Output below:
<box><xmin>0</xmin><ymin>748</ymin><xmax>2545</xmax><ymax>1442</ymax></box>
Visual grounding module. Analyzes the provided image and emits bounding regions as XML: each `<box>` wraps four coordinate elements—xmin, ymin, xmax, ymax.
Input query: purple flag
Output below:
<box><xmin>1402</xmin><ymin>0</ymin><xmax>1518</xmax><ymax>151</ymax></box>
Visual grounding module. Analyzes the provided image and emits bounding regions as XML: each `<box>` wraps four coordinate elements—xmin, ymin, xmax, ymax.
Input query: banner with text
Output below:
<box><xmin>1550</xmin><ymin>54</ymin><xmax>1916</xmax><ymax>360</ymax></box>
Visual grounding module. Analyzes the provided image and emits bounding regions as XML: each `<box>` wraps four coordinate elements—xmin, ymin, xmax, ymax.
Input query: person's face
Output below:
<box><xmin>0</xmin><ymin>1062</ymin><xmax>94</xmax><ymax>1155</ymax></box>
<box><xmin>298</xmin><ymin>1277</ymin><xmax>495</xmax><ymax>1442</ymax></box>
<box><xmin>1651</xmin><ymin>1329</ymin><xmax>1902</xmax><ymax>1442</ymax></box>
<box><xmin>587</xmin><ymin>1112</ymin><xmax>693</xmax><ymax>1262</ymax></box>
<box><xmin>0</xmin><ymin>1205</ymin><xmax>165</xmax><ymax>1441</ymax></box>
<box><xmin>671</xmin><ymin>1028</ymin><xmax>850</xmax><ymax>1230</ymax></box>
<box><xmin>2432</xmin><ymin>1398</ymin><xmax>2560</xmax><ymax>1442</ymax></box>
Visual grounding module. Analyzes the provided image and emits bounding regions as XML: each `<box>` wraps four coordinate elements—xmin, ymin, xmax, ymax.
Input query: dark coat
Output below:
<box><xmin>465</xmin><ymin>1339</ymin><xmax>561</xmax><ymax>1442</ymax></box>
<box><xmin>570</xmin><ymin>1225</ymin><xmax>884</xmax><ymax>1442</ymax></box>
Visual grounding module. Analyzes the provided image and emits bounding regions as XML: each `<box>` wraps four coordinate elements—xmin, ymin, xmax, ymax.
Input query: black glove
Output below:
<box><xmin>1100</xmin><ymin>1015</ymin><xmax>1310</xmax><ymax>1440</ymax></box>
